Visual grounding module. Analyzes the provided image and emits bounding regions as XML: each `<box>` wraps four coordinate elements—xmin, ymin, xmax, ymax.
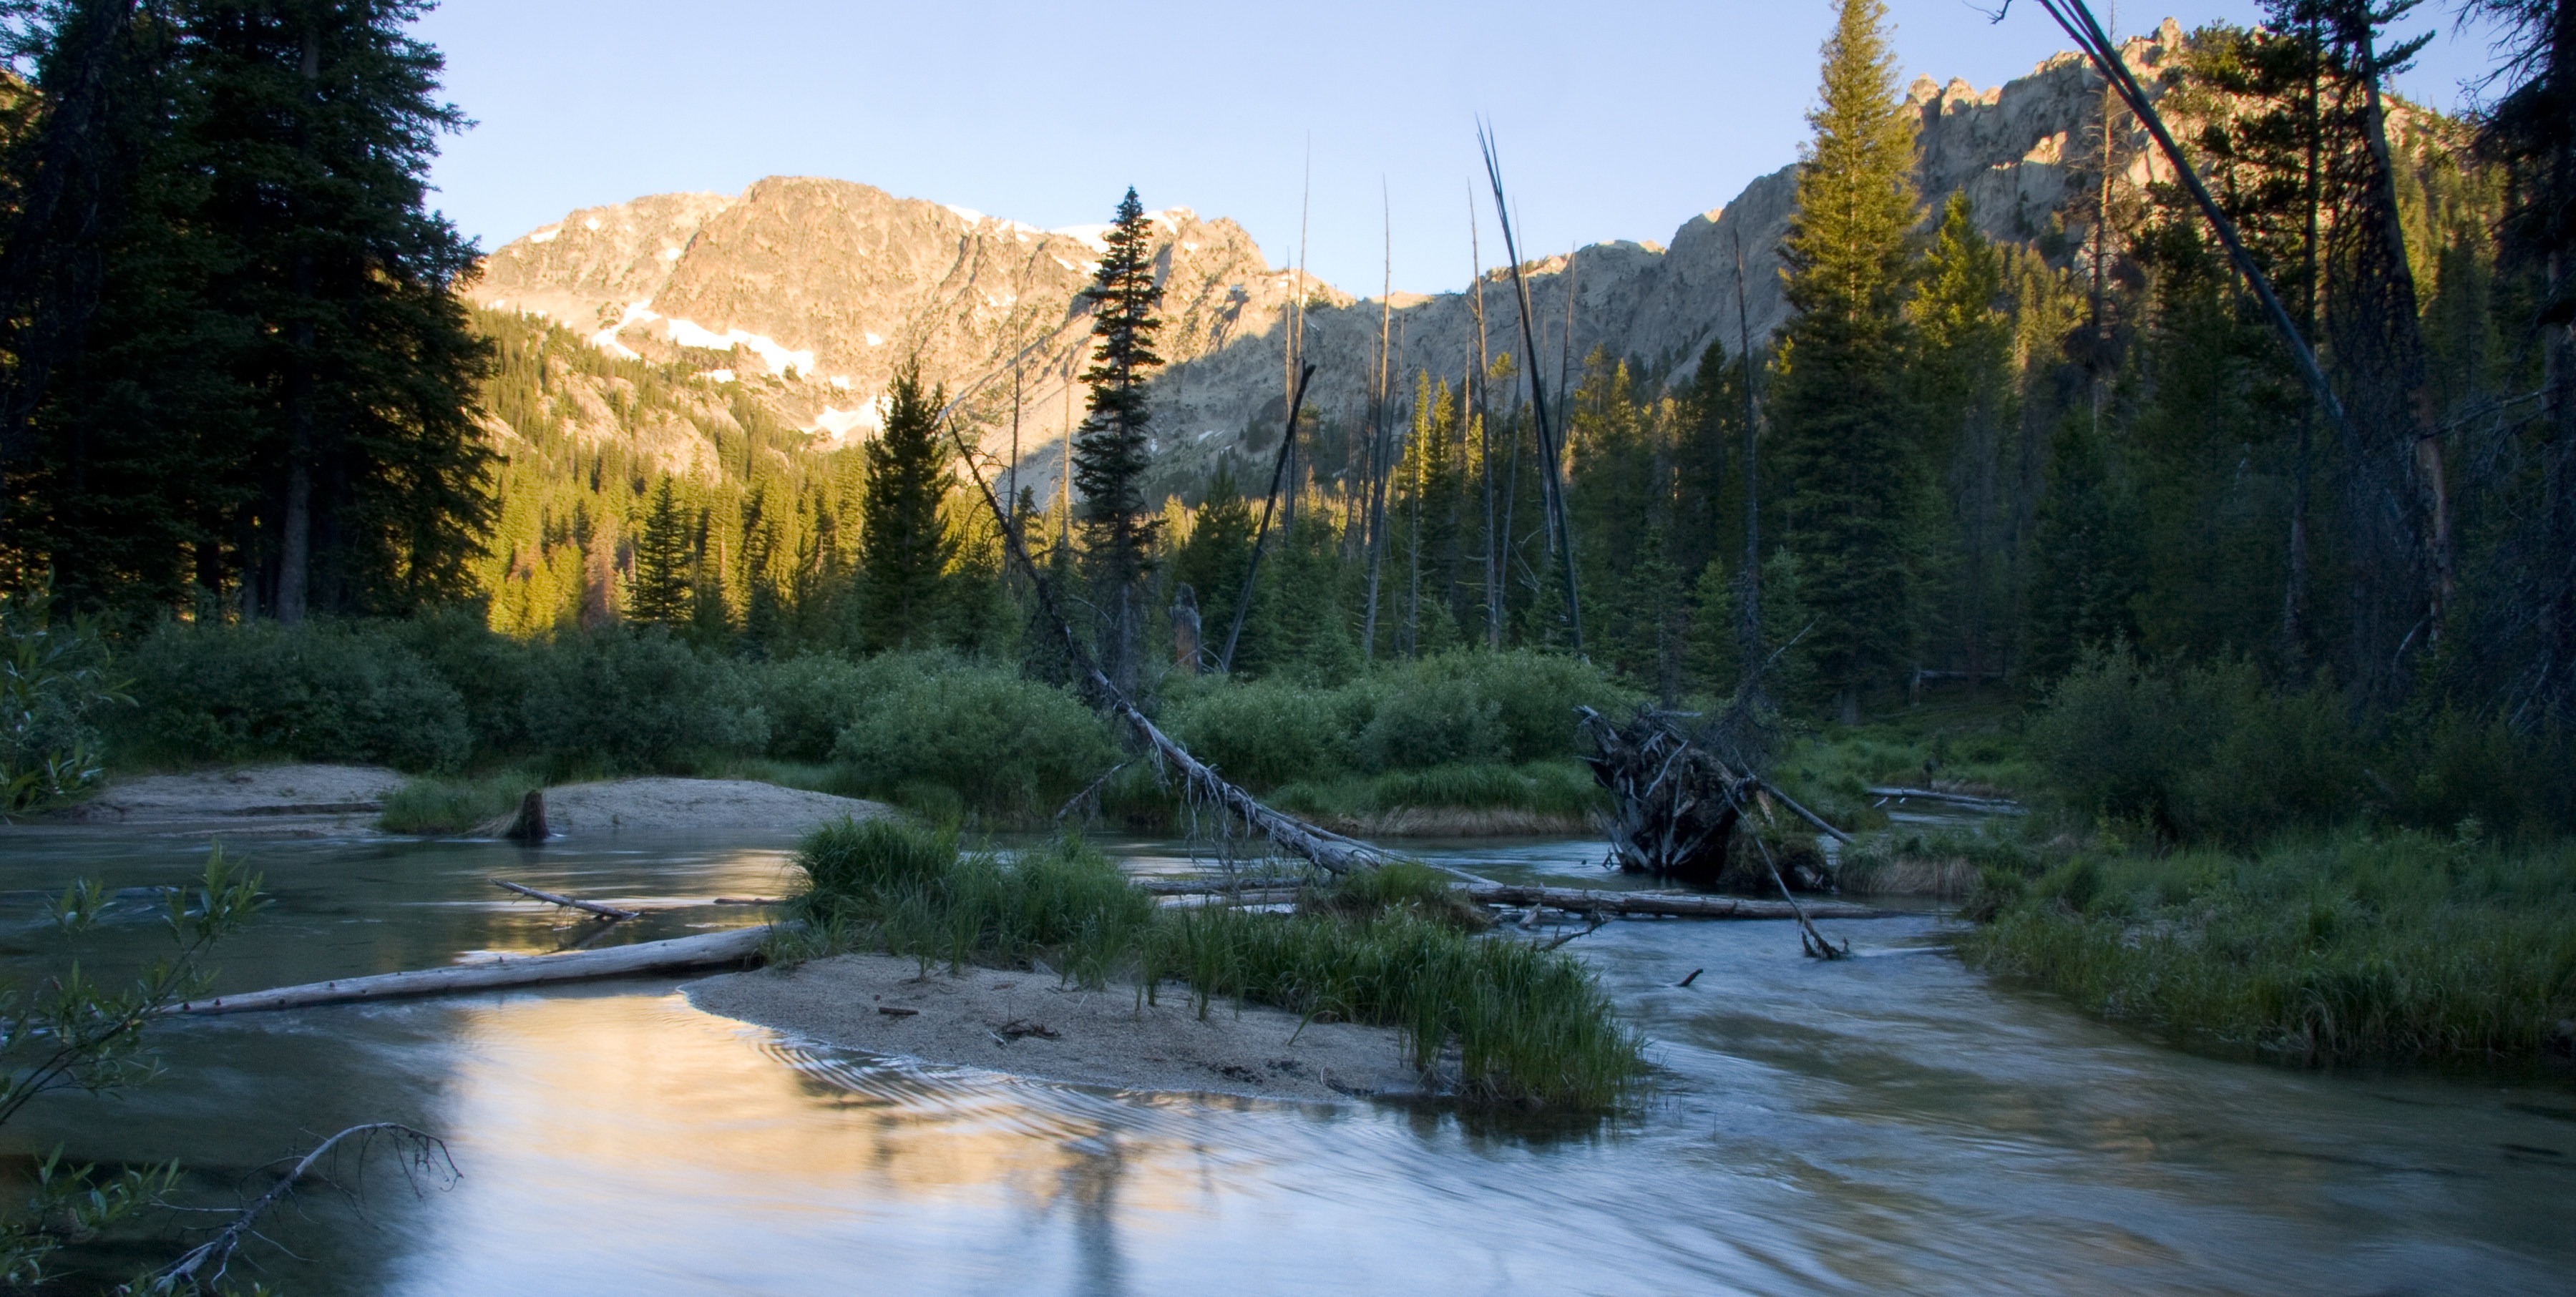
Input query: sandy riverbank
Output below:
<box><xmin>36</xmin><ymin>765</ymin><xmax>893</xmax><ymax>838</ymax></box>
<box><xmin>689</xmin><ymin>953</ymin><xmax>1428</xmax><ymax>1104</ymax></box>
<box><xmin>502</xmin><ymin>778</ymin><xmax>892</xmax><ymax>835</ymax></box>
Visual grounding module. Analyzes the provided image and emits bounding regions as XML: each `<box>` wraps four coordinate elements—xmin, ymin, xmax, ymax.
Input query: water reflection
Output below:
<box><xmin>1</xmin><ymin>829</ymin><xmax>2570</xmax><ymax>1293</ymax></box>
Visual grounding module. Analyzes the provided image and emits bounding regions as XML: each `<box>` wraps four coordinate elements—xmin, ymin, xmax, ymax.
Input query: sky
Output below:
<box><xmin>414</xmin><ymin>0</ymin><xmax>2508</xmax><ymax>298</ymax></box>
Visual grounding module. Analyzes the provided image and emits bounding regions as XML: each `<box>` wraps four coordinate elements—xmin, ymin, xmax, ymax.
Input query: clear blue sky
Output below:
<box><xmin>415</xmin><ymin>0</ymin><xmax>2503</xmax><ymax>297</ymax></box>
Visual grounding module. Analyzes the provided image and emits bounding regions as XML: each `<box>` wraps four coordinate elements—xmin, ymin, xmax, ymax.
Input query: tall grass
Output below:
<box><xmin>1961</xmin><ymin>828</ymin><xmax>2576</xmax><ymax>1064</ymax></box>
<box><xmin>778</xmin><ymin>819</ymin><xmax>1646</xmax><ymax>1108</ymax></box>
<box><xmin>377</xmin><ymin>770</ymin><xmax>541</xmax><ymax>835</ymax></box>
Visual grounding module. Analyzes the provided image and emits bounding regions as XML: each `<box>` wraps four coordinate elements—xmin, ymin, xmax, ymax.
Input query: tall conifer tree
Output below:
<box><xmin>1772</xmin><ymin>0</ymin><xmax>1922</xmax><ymax>721</ymax></box>
<box><xmin>630</xmin><ymin>476</ymin><xmax>692</xmax><ymax>629</ymax></box>
<box><xmin>192</xmin><ymin>0</ymin><xmax>489</xmax><ymax>620</ymax></box>
<box><xmin>1071</xmin><ymin>187</ymin><xmax>1163</xmax><ymax>690</ymax></box>
<box><xmin>858</xmin><ymin>358</ymin><xmax>952</xmax><ymax>650</ymax></box>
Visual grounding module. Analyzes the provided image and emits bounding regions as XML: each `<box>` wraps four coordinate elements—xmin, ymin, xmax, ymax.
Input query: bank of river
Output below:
<box><xmin>3</xmin><ymin>826</ymin><xmax>2570</xmax><ymax>1293</ymax></box>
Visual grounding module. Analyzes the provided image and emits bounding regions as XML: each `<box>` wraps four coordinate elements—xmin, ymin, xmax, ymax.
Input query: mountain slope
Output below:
<box><xmin>465</xmin><ymin>21</ymin><xmax>2185</xmax><ymax>502</ymax></box>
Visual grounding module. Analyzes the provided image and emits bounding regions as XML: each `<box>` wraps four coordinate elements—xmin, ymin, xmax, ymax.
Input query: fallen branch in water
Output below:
<box><xmin>140</xmin><ymin>1122</ymin><xmax>454</xmax><ymax>1295</ymax></box>
<box><xmin>1458</xmin><ymin>884</ymin><xmax>1893</xmax><ymax>921</ymax></box>
<box><xmin>492</xmin><ymin>878</ymin><xmax>639</xmax><ymax>921</ymax></box>
<box><xmin>173</xmin><ymin>926</ymin><xmax>774</xmax><ymax>1014</ymax></box>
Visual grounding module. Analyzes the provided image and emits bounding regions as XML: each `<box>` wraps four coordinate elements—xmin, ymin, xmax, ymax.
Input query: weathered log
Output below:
<box><xmin>173</xmin><ymin>926</ymin><xmax>773</xmax><ymax>1015</ymax></box>
<box><xmin>492</xmin><ymin>877</ymin><xmax>639</xmax><ymax>921</ymax></box>
<box><xmin>1133</xmin><ymin>875</ymin><xmax>1312</xmax><ymax>895</ymax></box>
<box><xmin>1156</xmin><ymin>889</ymin><xmax>1305</xmax><ymax>909</ymax></box>
<box><xmin>1865</xmin><ymin>786</ymin><xmax>2026</xmax><ymax>815</ymax></box>
<box><xmin>1460</xmin><ymin>884</ymin><xmax>1896</xmax><ymax>921</ymax></box>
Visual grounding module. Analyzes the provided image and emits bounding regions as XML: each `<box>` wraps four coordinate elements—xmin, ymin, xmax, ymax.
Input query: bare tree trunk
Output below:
<box><xmin>1732</xmin><ymin>227</ymin><xmax>1767</xmax><ymax>699</ymax></box>
<box><xmin>1478</xmin><ymin>128</ymin><xmax>1584</xmax><ymax>652</ymax></box>
<box><xmin>1362</xmin><ymin>205</ymin><xmax>1395</xmax><ymax>658</ymax></box>
<box><xmin>1470</xmin><ymin>195</ymin><xmax>1501</xmax><ymax>649</ymax></box>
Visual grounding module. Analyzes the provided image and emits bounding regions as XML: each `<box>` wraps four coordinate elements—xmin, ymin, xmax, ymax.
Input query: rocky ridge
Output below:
<box><xmin>465</xmin><ymin>21</ymin><xmax>2188</xmax><ymax>499</ymax></box>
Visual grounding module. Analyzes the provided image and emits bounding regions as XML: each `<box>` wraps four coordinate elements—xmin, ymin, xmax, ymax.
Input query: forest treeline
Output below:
<box><xmin>0</xmin><ymin>0</ymin><xmax>2570</xmax><ymax>823</ymax></box>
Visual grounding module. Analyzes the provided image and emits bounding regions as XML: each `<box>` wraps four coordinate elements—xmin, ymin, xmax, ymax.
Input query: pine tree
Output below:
<box><xmin>858</xmin><ymin>358</ymin><xmax>952</xmax><ymax>651</ymax></box>
<box><xmin>630</xmin><ymin>476</ymin><xmax>693</xmax><ymax>629</ymax></box>
<box><xmin>1772</xmin><ymin>0</ymin><xmax>1923</xmax><ymax>721</ymax></box>
<box><xmin>1910</xmin><ymin>191</ymin><xmax>2016</xmax><ymax>680</ymax></box>
<box><xmin>190</xmin><ymin>0</ymin><xmax>492</xmax><ymax>620</ymax></box>
<box><xmin>1071</xmin><ymin>187</ymin><xmax>1164</xmax><ymax>691</ymax></box>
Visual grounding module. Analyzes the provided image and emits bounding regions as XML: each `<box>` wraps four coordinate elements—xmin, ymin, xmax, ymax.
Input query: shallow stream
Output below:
<box><xmin>5</xmin><ymin>827</ymin><xmax>2571</xmax><ymax>1294</ymax></box>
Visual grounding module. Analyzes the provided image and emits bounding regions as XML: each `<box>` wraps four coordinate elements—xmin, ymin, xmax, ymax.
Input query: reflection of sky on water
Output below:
<box><xmin>3</xmin><ymin>828</ymin><xmax>2572</xmax><ymax>1293</ymax></box>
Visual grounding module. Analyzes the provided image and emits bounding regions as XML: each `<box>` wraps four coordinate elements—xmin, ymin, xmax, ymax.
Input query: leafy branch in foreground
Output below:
<box><xmin>0</xmin><ymin>847</ymin><xmax>262</xmax><ymax>1286</ymax></box>
<box><xmin>0</xmin><ymin>578</ymin><xmax>126</xmax><ymax>816</ymax></box>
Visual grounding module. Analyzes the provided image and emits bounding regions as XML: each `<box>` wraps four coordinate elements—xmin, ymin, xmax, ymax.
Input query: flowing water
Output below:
<box><xmin>5</xmin><ymin>826</ymin><xmax>2571</xmax><ymax>1295</ymax></box>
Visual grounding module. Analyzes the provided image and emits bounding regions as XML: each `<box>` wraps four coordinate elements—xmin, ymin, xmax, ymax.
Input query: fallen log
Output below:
<box><xmin>1133</xmin><ymin>875</ymin><xmax>1312</xmax><ymax>895</ymax></box>
<box><xmin>1460</xmin><ymin>884</ymin><xmax>1896</xmax><ymax>921</ymax></box>
<box><xmin>1865</xmin><ymin>786</ymin><xmax>2026</xmax><ymax>815</ymax></box>
<box><xmin>1156</xmin><ymin>889</ymin><xmax>1304</xmax><ymax>909</ymax></box>
<box><xmin>492</xmin><ymin>878</ymin><xmax>640</xmax><ymax>921</ymax></box>
<box><xmin>173</xmin><ymin>926</ymin><xmax>773</xmax><ymax>1015</ymax></box>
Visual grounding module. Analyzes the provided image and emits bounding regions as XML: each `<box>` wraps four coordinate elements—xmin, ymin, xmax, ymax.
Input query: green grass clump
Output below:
<box><xmin>378</xmin><ymin>770</ymin><xmax>540</xmax><ymax>835</ymax></box>
<box><xmin>1960</xmin><ymin>828</ymin><xmax>2576</xmax><ymax>1064</ymax></box>
<box><xmin>779</xmin><ymin>818</ymin><xmax>1646</xmax><ymax>1108</ymax></box>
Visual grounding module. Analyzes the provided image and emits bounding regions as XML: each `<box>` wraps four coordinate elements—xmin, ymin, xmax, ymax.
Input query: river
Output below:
<box><xmin>5</xmin><ymin>827</ymin><xmax>2570</xmax><ymax>1294</ymax></box>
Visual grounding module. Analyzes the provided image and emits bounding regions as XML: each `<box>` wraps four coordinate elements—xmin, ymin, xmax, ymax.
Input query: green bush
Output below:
<box><xmin>828</xmin><ymin>653</ymin><xmax>1118</xmax><ymax>816</ymax></box>
<box><xmin>1163</xmin><ymin>650</ymin><xmax>1631</xmax><ymax>787</ymax></box>
<box><xmin>1</xmin><ymin>584</ymin><xmax>122</xmax><ymax>811</ymax></box>
<box><xmin>519</xmin><ymin>629</ymin><xmax>768</xmax><ymax>775</ymax></box>
<box><xmin>753</xmin><ymin>652</ymin><xmax>877</xmax><ymax>762</ymax></box>
<box><xmin>112</xmin><ymin>620</ymin><xmax>472</xmax><ymax>771</ymax></box>
<box><xmin>1163</xmin><ymin>675</ymin><xmax>1359</xmax><ymax>785</ymax></box>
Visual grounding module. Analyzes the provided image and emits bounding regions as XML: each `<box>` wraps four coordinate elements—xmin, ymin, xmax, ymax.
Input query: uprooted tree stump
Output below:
<box><xmin>1579</xmin><ymin>705</ymin><xmax>1853</xmax><ymax>957</ymax></box>
<box><xmin>1579</xmin><ymin>707</ymin><xmax>1755</xmax><ymax>891</ymax></box>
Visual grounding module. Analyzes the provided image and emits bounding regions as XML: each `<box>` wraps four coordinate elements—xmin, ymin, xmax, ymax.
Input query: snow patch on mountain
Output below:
<box><xmin>663</xmin><ymin>318</ymin><xmax>816</xmax><ymax>377</ymax></box>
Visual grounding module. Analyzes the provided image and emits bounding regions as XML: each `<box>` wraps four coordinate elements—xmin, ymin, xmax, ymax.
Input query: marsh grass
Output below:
<box><xmin>1766</xmin><ymin>698</ymin><xmax>2037</xmax><ymax>828</ymax></box>
<box><xmin>778</xmin><ymin>818</ymin><xmax>1646</xmax><ymax>1107</ymax></box>
<box><xmin>1267</xmin><ymin>760</ymin><xmax>1603</xmax><ymax>826</ymax></box>
<box><xmin>1961</xmin><ymin>828</ymin><xmax>2576</xmax><ymax>1064</ymax></box>
<box><xmin>377</xmin><ymin>770</ymin><xmax>541</xmax><ymax>835</ymax></box>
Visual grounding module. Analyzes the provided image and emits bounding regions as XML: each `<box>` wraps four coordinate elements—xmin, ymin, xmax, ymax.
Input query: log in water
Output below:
<box><xmin>174</xmin><ymin>926</ymin><xmax>772</xmax><ymax>1015</ymax></box>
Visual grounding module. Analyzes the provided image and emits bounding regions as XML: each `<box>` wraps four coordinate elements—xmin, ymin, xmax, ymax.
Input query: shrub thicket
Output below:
<box><xmin>113</xmin><ymin>621</ymin><xmax>474</xmax><ymax>771</ymax></box>
<box><xmin>96</xmin><ymin>622</ymin><xmax>1631</xmax><ymax>826</ymax></box>
<box><xmin>2028</xmin><ymin>645</ymin><xmax>2573</xmax><ymax>844</ymax></box>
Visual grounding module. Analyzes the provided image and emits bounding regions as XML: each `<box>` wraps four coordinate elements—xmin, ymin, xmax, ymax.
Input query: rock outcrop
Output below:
<box><xmin>467</xmin><ymin>21</ymin><xmax>2190</xmax><ymax>500</ymax></box>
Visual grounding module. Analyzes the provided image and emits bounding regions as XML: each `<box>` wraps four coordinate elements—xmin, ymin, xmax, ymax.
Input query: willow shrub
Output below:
<box><xmin>781</xmin><ymin>819</ymin><xmax>1646</xmax><ymax>1108</ymax></box>
<box><xmin>1961</xmin><ymin>828</ymin><xmax>2576</xmax><ymax>1063</ymax></box>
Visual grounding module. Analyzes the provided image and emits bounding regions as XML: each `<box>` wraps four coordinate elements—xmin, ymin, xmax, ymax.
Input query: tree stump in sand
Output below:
<box><xmin>504</xmin><ymin>790</ymin><xmax>549</xmax><ymax>842</ymax></box>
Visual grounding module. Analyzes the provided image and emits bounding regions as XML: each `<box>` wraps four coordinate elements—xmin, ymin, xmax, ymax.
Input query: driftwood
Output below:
<box><xmin>492</xmin><ymin>877</ymin><xmax>639</xmax><ymax>921</ymax></box>
<box><xmin>144</xmin><ymin>1123</ymin><xmax>453</xmax><ymax>1294</ymax></box>
<box><xmin>1461</xmin><ymin>884</ymin><xmax>1893</xmax><ymax>921</ymax></box>
<box><xmin>173</xmin><ymin>926</ymin><xmax>772</xmax><ymax>1014</ymax></box>
<box><xmin>1866</xmin><ymin>786</ymin><xmax>2026</xmax><ymax>816</ymax></box>
<box><xmin>1578</xmin><ymin>706</ymin><xmax>1753</xmax><ymax>888</ymax></box>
